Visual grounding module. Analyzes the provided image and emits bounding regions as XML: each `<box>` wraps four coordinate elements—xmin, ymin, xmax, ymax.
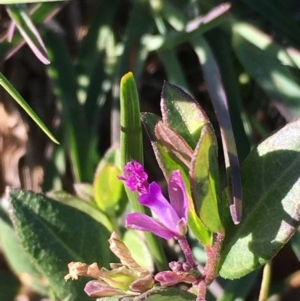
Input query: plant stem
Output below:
<box><xmin>177</xmin><ymin>236</ymin><xmax>197</xmax><ymax>268</ymax></box>
<box><xmin>258</xmin><ymin>261</ymin><xmax>271</xmax><ymax>301</ymax></box>
<box><xmin>196</xmin><ymin>278</ymin><xmax>207</xmax><ymax>301</ymax></box>
<box><xmin>203</xmin><ymin>232</ymin><xmax>224</xmax><ymax>284</ymax></box>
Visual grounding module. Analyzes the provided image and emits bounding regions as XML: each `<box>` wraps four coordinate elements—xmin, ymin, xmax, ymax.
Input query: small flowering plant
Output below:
<box><xmin>6</xmin><ymin>72</ymin><xmax>300</xmax><ymax>301</ymax></box>
<box><xmin>62</xmin><ymin>73</ymin><xmax>300</xmax><ymax>301</ymax></box>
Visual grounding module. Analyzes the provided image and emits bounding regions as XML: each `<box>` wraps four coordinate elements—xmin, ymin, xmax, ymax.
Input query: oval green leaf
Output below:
<box><xmin>219</xmin><ymin>120</ymin><xmax>300</xmax><ymax>279</ymax></box>
<box><xmin>94</xmin><ymin>163</ymin><xmax>123</xmax><ymax>214</ymax></box>
<box><xmin>161</xmin><ymin>82</ymin><xmax>208</xmax><ymax>149</ymax></box>
<box><xmin>190</xmin><ymin>123</ymin><xmax>224</xmax><ymax>234</ymax></box>
<box><xmin>9</xmin><ymin>189</ymin><xmax>111</xmax><ymax>300</ymax></box>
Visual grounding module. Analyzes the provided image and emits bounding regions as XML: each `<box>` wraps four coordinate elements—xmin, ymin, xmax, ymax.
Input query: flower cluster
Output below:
<box><xmin>65</xmin><ymin>232</ymin><xmax>154</xmax><ymax>297</ymax></box>
<box><xmin>65</xmin><ymin>161</ymin><xmax>199</xmax><ymax>299</ymax></box>
<box><xmin>119</xmin><ymin>161</ymin><xmax>189</xmax><ymax>240</ymax></box>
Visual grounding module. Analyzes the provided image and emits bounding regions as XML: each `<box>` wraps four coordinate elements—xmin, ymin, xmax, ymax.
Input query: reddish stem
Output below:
<box><xmin>203</xmin><ymin>232</ymin><xmax>225</xmax><ymax>285</ymax></box>
<box><xmin>177</xmin><ymin>236</ymin><xmax>197</xmax><ymax>268</ymax></box>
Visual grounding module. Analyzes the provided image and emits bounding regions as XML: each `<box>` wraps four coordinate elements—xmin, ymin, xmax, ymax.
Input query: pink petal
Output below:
<box><xmin>168</xmin><ymin>171</ymin><xmax>188</xmax><ymax>220</ymax></box>
<box><xmin>138</xmin><ymin>182</ymin><xmax>180</xmax><ymax>232</ymax></box>
<box><xmin>126</xmin><ymin>213</ymin><xmax>176</xmax><ymax>240</ymax></box>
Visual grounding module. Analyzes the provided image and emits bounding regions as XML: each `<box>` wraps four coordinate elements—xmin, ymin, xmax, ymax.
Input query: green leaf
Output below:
<box><xmin>141</xmin><ymin>112</ymin><xmax>211</xmax><ymax>246</ymax></box>
<box><xmin>94</xmin><ymin>163</ymin><xmax>123</xmax><ymax>214</ymax></box>
<box><xmin>192</xmin><ymin>36</ymin><xmax>242</xmax><ymax>224</ymax></box>
<box><xmin>155</xmin><ymin>120</ymin><xmax>194</xmax><ymax>169</ymax></box>
<box><xmin>144</xmin><ymin>3</ymin><xmax>231</xmax><ymax>52</ymax></box>
<box><xmin>120</xmin><ymin>72</ymin><xmax>168</xmax><ymax>270</ymax></box>
<box><xmin>0</xmin><ymin>72</ymin><xmax>59</xmax><ymax>144</ymax></box>
<box><xmin>6</xmin><ymin>4</ymin><xmax>49</xmax><ymax>64</ymax></box>
<box><xmin>44</xmin><ymin>30</ymin><xmax>91</xmax><ymax>182</ymax></box>
<box><xmin>0</xmin><ymin>206</ymin><xmax>47</xmax><ymax>295</ymax></box>
<box><xmin>123</xmin><ymin>230</ymin><xmax>153</xmax><ymax>271</ymax></box>
<box><xmin>217</xmin><ymin>270</ymin><xmax>259</xmax><ymax>301</ymax></box>
<box><xmin>46</xmin><ymin>190</ymin><xmax>114</xmax><ymax>232</ymax></box>
<box><xmin>219</xmin><ymin>120</ymin><xmax>300</xmax><ymax>279</ymax></box>
<box><xmin>241</xmin><ymin>0</ymin><xmax>300</xmax><ymax>48</ymax></box>
<box><xmin>161</xmin><ymin>82</ymin><xmax>208</xmax><ymax>149</ymax></box>
<box><xmin>9</xmin><ymin>189</ymin><xmax>111</xmax><ymax>300</ymax></box>
<box><xmin>233</xmin><ymin>31</ymin><xmax>300</xmax><ymax>119</ymax></box>
<box><xmin>94</xmin><ymin>147</ymin><xmax>128</xmax><ymax>218</ymax></box>
<box><xmin>190</xmin><ymin>123</ymin><xmax>224</xmax><ymax>234</ymax></box>
<box><xmin>232</xmin><ymin>22</ymin><xmax>300</xmax><ymax>69</ymax></box>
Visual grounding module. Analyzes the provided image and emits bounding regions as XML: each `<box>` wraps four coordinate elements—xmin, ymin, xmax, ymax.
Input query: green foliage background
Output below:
<box><xmin>0</xmin><ymin>0</ymin><xmax>300</xmax><ymax>301</ymax></box>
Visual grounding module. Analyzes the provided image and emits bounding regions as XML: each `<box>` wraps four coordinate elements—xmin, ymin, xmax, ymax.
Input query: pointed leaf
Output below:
<box><xmin>233</xmin><ymin>32</ymin><xmax>300</xmax><ymax>120</ymax></box>
<box><xmin>9</xmin><ymin>189</ymin><xmax>111</xmax><ymax>300</ymax></box>
<box><xmin>0</xmin><ymin>72</ymin><xmax>58</xmax><ymax>144</ymax></box>
<box><xmin>6</xmin><ymin>4</ymin><xmax>50</xmax><ymax>64</ymax></box>
<box><xmin>219</xmin><ymin>120</ymin><xmax>300</xmax><ymax>279</ymax></box>
<box><xmin>142</xmin><ymin>113</ymin><xmax>211</xmax><ymax>246</ymax></box>
<box><xmin>120</xmin><ymin>72</ymin><xmax>168</xmax><ymax>271</ymax></box>
<box><xmin>155</xmin><ymin>121</ymin><xmax>193</xmax><ymax>169</ymax></box>
<box><xmin>161</xmin><ymin>82</ymin><xmax>208</xmax><ymax>149</ymax></box>
<box><xmin>190</xmin><ymin>123</ymin><xmax>224</xmax><ymax>234</ymax></box>
<box><xmin>192</xmin><ymin>36</ymin><xmax>242</xmax><ymax>224</ymax></box>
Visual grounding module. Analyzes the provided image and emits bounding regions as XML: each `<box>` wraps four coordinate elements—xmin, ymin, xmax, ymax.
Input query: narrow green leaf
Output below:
<box><xmin>161</xmin><ymin>82</ymin><xmax>208</xmax><ymax>149</ymax></box>
<box><xmin>144</xmin><ymin>3</ymin><xmax>231</xmax><ymax>52</ymax></box>
<box><xmin>233</xmin><ymin>32</ymin><xmax>300</xmax><ymax>120</ymax></box>
<box><xmin>190</xmin><ymin>123</ymin><xmax>224</xmax><ymax>234</ymax></box>
<box><xmin>192</xmin><ymin>36</ymin><xmax>242</xmax><ymax>224</ymax></box>
<box><xmin>0</xmin><ymin>2</ymin><xmax>62</xmax><ymax>60</ymax></box>
<box><xmin>9</xmin><ymin>189</ymin><xmax>111</xmax><ymax>300</ymax></box>
<box><xmin>44</xmin><ymin>30</ymin><xmax>91</xmax><ymax>181</ymax></box>
<box><xmin>232</xmin><ymin>21</ymin><xmax>300</xmax><ymax>69</ymax></box>
<box><xmin>120</xmin><ymin>72</ymin><xmax>168</xmax><ymax>270</ymax></box>
<box><xmin>0</xmin><ymin>72</ymin><xmax>59</xmax><ymax>144</ymax></box>
<box><xmin>219</xmin><ymin>120</ymin><xmax>300</xmax><ymax>279</ymax></box>
<box><xmin>6</xmin><ymin>4</ymin><xmax>50</xmax><ymax>64</ymax></box>
<box><xmin>205</xmin><ymin>27</ymin><xmax>251</xmax><ymax>162</ymax></box>
<box><xmin>241</xmin><ymin>0</ymin><xmax>300</xmax><ymax>48</ymax></box>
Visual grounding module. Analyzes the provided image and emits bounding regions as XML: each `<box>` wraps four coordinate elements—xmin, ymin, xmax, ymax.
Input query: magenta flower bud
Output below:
<box><xmin>169</xmin><ymin>261</ymin><xmax>183</xmax><ymax>272</ymax></box>
<box><xmin>118</xmin><ymin>161</ymin><xmax>149</xmax><ymax>194</ymax></box>
<box><xmin>182</xmin><ymin>262</ymin><xmax>192</xmax><ymax>272</ymax></box>
<box><xmin>155</xmin><ymin>271</ymin><xmax>196</xmax><ymax>286</ymax></box>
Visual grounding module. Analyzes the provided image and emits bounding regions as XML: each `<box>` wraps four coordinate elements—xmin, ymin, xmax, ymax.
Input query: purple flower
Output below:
<box><xmin>119</xmin><ymin>161</ymin><xmax>188</xmax><ymax>240</ymax></box>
